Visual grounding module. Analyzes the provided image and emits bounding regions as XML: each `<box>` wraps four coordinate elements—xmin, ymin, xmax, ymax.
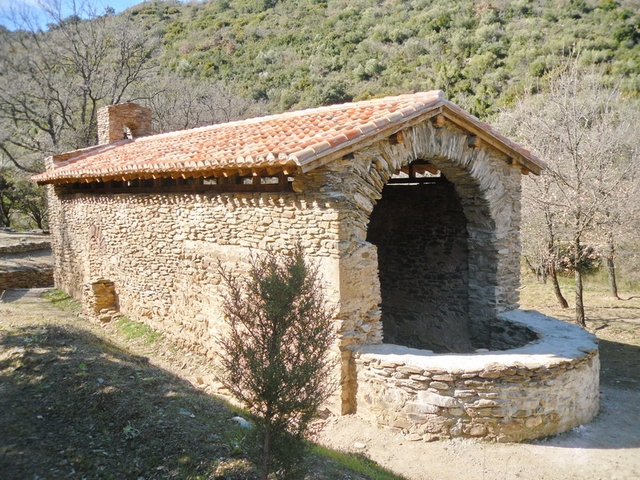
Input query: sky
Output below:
<box><xmin>0</xmin><ymin>0</ymin><xmax>146</xmax><ymax>30</ymax></box>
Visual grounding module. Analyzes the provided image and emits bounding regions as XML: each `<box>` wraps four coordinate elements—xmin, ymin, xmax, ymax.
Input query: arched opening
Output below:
<box><xmin>367</xmin><ymin>169</ymin><xmax>473</xmax><ymax>353</ymax></box>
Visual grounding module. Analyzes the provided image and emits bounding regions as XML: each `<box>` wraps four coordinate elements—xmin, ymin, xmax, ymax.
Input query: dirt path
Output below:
<box><xmin>2</xmin><ymin>288</ymin><xmax>639</xmax><ymax>480</ymax></box>
<box><xmin>314</xmin><ymin>386</ymin><xmax>640</xmax><ymax>480</ymax></box>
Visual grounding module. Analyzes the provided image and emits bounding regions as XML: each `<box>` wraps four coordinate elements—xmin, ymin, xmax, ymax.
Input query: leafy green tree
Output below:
<box><xmin>0</xmin><ymin>170</ymin><xmax>16</xmax><ymax>227</ymax></box>
<box><xmin>217</xmin><ymin>245</ymin><xmax>335</xmax><ymax>479</ymax></box>
<box><xmin>0</xmin><ymin>167</ymin><xmax>48</xmax><ymax>229</ymax></box>
<box><xmin>12</xmin><ymin>178</ymin><xmax>48</xmax><ymax>230</ymax></box>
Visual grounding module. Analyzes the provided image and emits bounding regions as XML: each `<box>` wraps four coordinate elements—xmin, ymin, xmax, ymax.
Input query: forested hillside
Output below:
<box><xmin>130</xmin><ymin>0</ymin><xmax>640</xmax><ymax>116</ymax></box>
<box><xmin>2</xmin><ymin>0</ymin><xmax>640</xmax><ymax>167</ymax></box>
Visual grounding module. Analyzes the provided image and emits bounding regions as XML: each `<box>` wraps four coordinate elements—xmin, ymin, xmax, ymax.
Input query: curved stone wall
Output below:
<box><xmin>354</xmin><ymin>309</ymin><xmax>599</xmax><ymax>442</ymax></box>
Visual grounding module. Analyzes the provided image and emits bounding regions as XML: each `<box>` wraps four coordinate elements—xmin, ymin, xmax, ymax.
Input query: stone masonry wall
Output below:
<box><xmin>97</xmin><ymin>103</ymin><xmax>152</xmax><ymax>145</ymax></box>
<box><xmin>47</xmin><ymin>187</ymin><xmax>356</xmax><ymax>412</ymax></box>
<box><xmin>82</xmin><ymin>279</ymin><xmax>118</xmax><ymax>322</ymax></box>
<box><xmin>0</xmin><ymin>241</ymin><xmax>51</xmax><ymax>254</ymax></box>
<box><xmin>48</xmin><ymin>190</ymin><xmax>343</xmax><ymax>350</ymax></box>
<box><xmin>0</xmin><ymin>267</ymin><xmax>53</xmax><ymax>290</ymax></box>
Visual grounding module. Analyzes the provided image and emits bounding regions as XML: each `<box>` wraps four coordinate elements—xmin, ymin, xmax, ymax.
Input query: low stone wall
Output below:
<box><xmin>0</xmin><ymin>241</ymin><xmax>51</xmax><ymax>254</ymax></box>
<box><xmin>354</xmin><ymin>309</ymin><xmax>599</xmax><ymax>442</ymax></box>
<box><xmin>0</xmin><ymin>267</ymin><xmax>54</xmax><ymax>290</ymax></box>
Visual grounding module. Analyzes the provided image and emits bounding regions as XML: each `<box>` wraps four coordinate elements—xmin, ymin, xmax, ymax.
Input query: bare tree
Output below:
<box><xmin>135</xmin><ymin>73</ymin><xmax>268</xmax><ymax>134</ymax></box>
<box><xmin>498</xmin><ymin>60</ymin><xmax>639</xmax><ymax>327</ymax></box>
<box><xmin>0</xmin><ymin>0</ymin><xmax>158</xmax><ymax>171</ymax></box>
<box><xmin>594</xmin><ymin>123</ymin><xmax>640</xmax><ymax>299</ymax></box>
<box><xmin>520</xmin><ymin>171</ymin><xmax>570</xmax><ymax>308</ymax></box>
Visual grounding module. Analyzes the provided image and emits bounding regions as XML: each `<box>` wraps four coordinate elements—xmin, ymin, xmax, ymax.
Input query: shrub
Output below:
<box><xmin>217</xmin><ymin>245</ymin><xmax>336</xmax><ymax>479</ymax></box>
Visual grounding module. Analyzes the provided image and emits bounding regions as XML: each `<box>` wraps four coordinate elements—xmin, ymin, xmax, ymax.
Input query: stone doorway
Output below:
<box><xmin>366</xmin><ymin>174</ymin><xmax>472</xmax><ymax>353</ymax></box>
<box><xmin>365</xmin><ymin>155</ymin><xmax>502</xmax><ymax>353</ymax></box>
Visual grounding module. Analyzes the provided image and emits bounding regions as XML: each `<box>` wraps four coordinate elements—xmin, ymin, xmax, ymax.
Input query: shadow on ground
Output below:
<box><xmin>0</xmin><ymin>288</ymin><xmax>41</xmax><ymax>303</ymax></box>
<box><xmin>598</xmin><ymin>338</ymin><xmax>640</xmax><ymax>390</ymax></box>
<box><xmin>526</xmin><ymin>337</ymin><xmax>640</xmax><ymax>450</ymax></box>
<box><xmin>0</xmin><ymin>323</ymin><xmax>243</xmax><ymax>479</ymax></box>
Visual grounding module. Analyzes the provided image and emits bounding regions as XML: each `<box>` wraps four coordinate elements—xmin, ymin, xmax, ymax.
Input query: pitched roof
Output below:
<box><xmin>33</xmin><ymin>90</ymin><xmax>544</xmax><ymax>185</ymax></box>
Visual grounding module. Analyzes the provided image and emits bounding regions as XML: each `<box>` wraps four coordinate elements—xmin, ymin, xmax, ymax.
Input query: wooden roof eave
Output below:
<box><xmin>440</xmin><ymin>102</ymin><xmax>546</xmax><ymax>175</ymax></box>
<box><xmin>37</xmin><ymin>161</ymin><xmax>301</xmax><ymax>186</ymax></box>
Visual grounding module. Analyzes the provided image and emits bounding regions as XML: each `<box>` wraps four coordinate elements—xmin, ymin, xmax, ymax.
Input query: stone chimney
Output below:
<box><xmin>97</xmin><ymin>102</ymin><xmax>152</xmax><ymax>145</ymax></box>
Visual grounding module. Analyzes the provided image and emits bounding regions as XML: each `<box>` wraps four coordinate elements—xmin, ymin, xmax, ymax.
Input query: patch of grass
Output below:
<box><xmin>582</xmin><ymin>269</ymin><xmax>640</xmax><ymax>293</ymax></box>
<box><xmin>116</xmin><ymin>316</ymin><xmax>162</xmax><ymax>344</ymax></box>
<box><xmin>43</xmin><ymin>289</ymin><xmax>81</xmax><ymax>313</ymax></box>
<box><xmin>312</xmin><ymin>445</ymin><xmax>404</xmax><ymax>480</ymax></box>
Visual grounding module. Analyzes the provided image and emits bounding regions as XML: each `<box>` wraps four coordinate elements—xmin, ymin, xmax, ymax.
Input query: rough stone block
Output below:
<box><xmin>417</xmin><ymin>391</ymin><xmax>458</xmax><ymax>408</ymax></box>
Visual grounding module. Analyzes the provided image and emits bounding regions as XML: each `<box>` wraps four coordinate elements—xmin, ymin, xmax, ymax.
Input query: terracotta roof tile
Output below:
<box><xmin>33</xmin><ymin>90</ymin><xmax>544</xmax><ymax>185</ymax></box>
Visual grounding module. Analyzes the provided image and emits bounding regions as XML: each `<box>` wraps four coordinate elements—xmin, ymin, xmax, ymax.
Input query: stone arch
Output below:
<box><xmin>343</xmin><ymin>119</ymin><xmax>522</xmax><ymax>353</ymax></box>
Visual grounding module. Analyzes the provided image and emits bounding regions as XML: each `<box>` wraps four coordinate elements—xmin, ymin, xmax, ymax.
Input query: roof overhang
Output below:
<box><xmin>32</xmin><ymin>91</ymin><xmax>544</xmax><ymax>186</ymax></box>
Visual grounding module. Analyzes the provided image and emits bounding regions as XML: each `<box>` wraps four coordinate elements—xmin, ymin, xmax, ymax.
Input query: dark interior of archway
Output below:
<box><xmin>366</xmin><ymin>175</ymin><xmax>473</xmax><ymax>353</ymax></box>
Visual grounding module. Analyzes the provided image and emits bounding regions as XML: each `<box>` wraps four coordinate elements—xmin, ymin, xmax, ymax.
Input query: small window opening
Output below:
<box><xmin>260</xmin><ymin>175</ymin><xmax>280</xmax><ymax>185</ymax></box>
<box><xmin>235</xmin><ymin>176</ymin><xmax>253</xmax><ymax>185</ymax></box>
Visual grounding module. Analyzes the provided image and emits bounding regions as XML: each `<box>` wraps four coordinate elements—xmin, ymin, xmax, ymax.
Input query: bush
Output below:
<box><xmin>217</xmin><ymin>245</ymin><xmax>336</xmax><ymax>479</ymax></box>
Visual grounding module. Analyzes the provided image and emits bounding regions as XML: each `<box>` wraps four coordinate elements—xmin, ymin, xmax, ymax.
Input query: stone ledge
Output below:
<box><xmin>0</xmin><ymin>241</ymin><xmax>51</xmax><ymax>254</ymax></box>
<box><xmin>0</xmin><ymin>268</ymin><xmax>54</xmax><ymax>290</ymax></box>
<box><xmin>356</xmin><ymin>309</ymin><xmax>598</xmax><ymax>370</ymax></box>
<box><xmin>0</xmin><ymin>230</ymin><xmax>51</xmax><ymax>254</ymax></box>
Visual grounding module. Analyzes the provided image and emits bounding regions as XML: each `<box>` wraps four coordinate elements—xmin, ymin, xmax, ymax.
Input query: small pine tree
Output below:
<box><xmin>217</xmin><ymin>245</ymin><xmax>336</xmax><ymax>479</ymax></box>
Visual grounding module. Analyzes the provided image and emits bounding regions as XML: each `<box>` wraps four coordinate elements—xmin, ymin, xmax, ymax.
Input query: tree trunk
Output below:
<box><xmin>261</xmin><ymin>417</ymin><xmax>271</xmax><ymax>480</ymax></box>
<box><xmin>606</xmin><ymin>230</ymin><xmax>620</xmax><ymax>300</ymax></box>
<box><xmin>548</xmin><ymin>261</ymin><xmax>569</xmax><ymax>308</ymax></box>
<box><xmin>574</xmin><ymin>267</ymin><xmax>586</xmax><ymax>327</ymax></box>
<box><xmin>606</xmin><ymin>255</ymin><xmax>620</xmax><ymax>300</ymax></box>
<box><xmin>0</xmin><ymin>208</ymin><xmax>10</xmax><ymax>227</ymax></box>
